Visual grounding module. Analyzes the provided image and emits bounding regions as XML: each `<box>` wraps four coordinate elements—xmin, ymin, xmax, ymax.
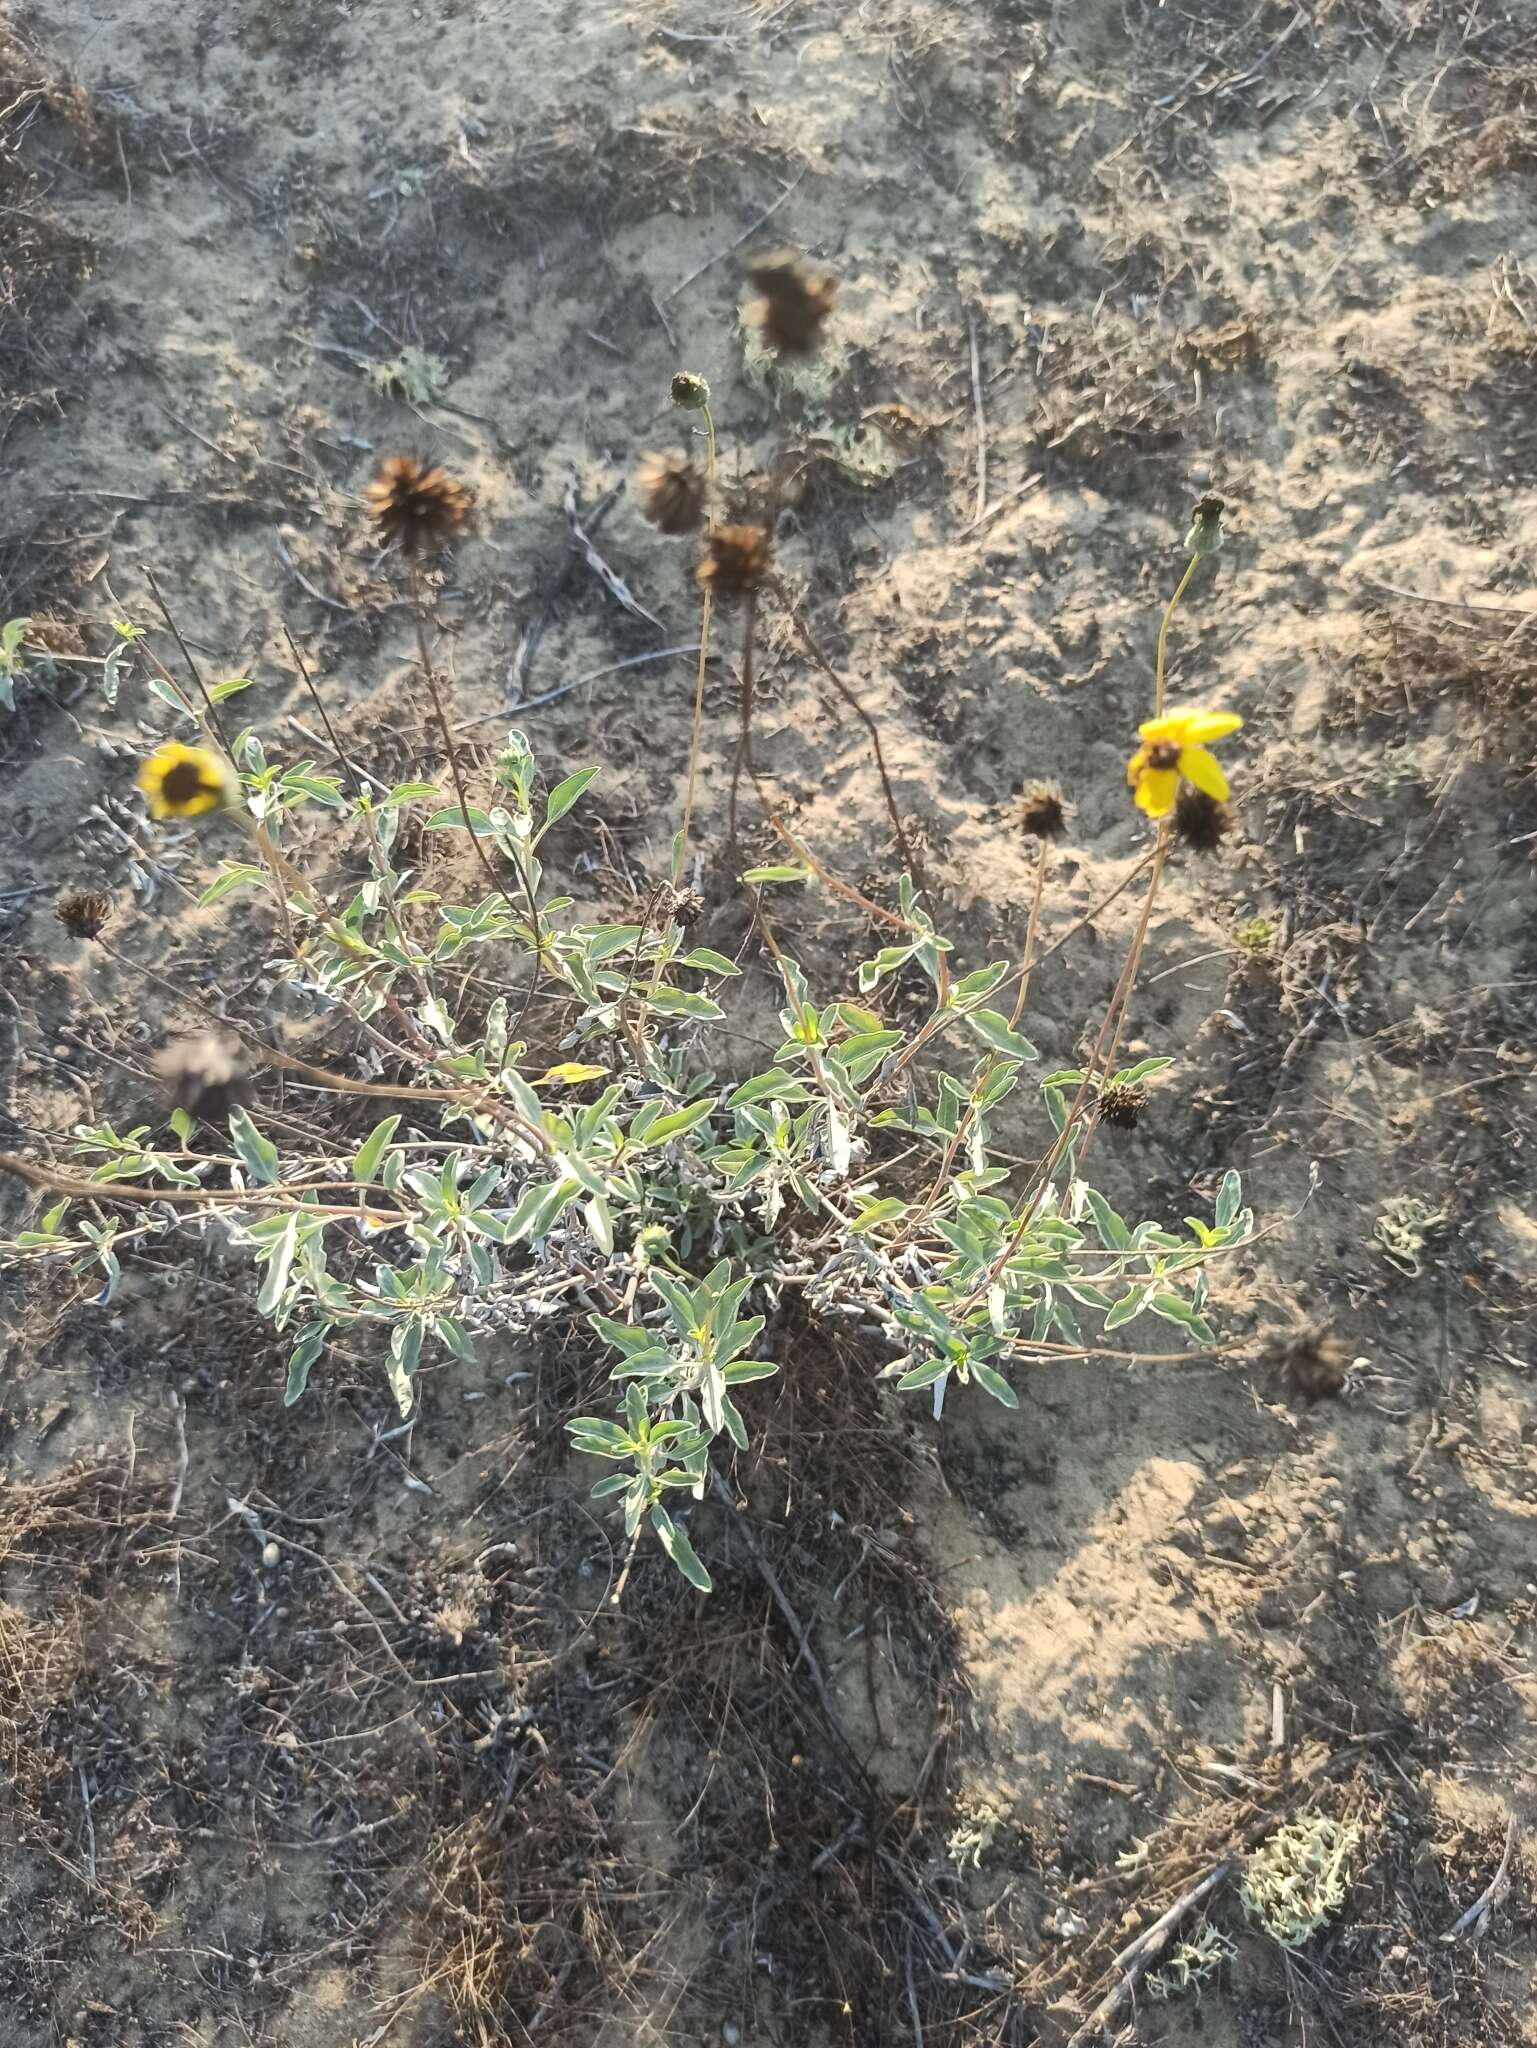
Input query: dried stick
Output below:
<box><xmin>674</xmin><ymin>399</ymin><xmax>719</xmax><ymax>884</ymax></box>
<box><xmin>967</xmin><ymin>313</ymin><xmax>987</xmax><ymax>526</ymax></box>
<box><xmin>1068</xmin><ymin>1862</ymin><xmax>1232</xmax><ymax>2045</ymax></box>
<box><xmin>1443</xmin><ymin>1815</ymin><xmax>1517</xmax><ymax>1940</ymax></box>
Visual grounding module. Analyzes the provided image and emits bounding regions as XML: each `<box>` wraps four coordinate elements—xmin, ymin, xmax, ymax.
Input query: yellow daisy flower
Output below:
<box><xmin>1126</xmin><ymin>707</ymin><xmax>1242</xmax><ymax>818</ymax></box>
<box><xmin>137</xmin><ymin>741</ymin><xmax>236</xmax><ymax>820</ymax></box>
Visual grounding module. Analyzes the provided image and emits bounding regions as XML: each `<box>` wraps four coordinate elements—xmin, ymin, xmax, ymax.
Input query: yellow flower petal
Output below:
<box><xmin>1175</xmin><ymin>708</ymin><xmax>1242</xmax><ymax>743</ymax></box>
<box><xmin>1126</xmin><ymin>744</ymin><xmax>1152</xmax><ymax>789</ymax></box>
<box><xmin>137</xmin><ymin>742</ymin><xmax>233</xmax><ymax>820</ymax></box>
<box><xmin>1177</xmin><ymin>743</ymin><xmax>1230</xmax><ymax>802</ymax></box>
<box><xmin>1137</xmin><ymin>714</ymin><xmax>1186</xmax><ymax>745</ymax></box>
<box><xmin>1134</xmin><ymin>766</ymin><xmax>1179</xmax><ymax>816</ymax></box>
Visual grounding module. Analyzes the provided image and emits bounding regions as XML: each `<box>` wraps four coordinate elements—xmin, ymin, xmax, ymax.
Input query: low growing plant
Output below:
<box><xmin>1</xmin><ymin>265</ymin><xmax>1259</xmax><ymax>1592</ymax></box>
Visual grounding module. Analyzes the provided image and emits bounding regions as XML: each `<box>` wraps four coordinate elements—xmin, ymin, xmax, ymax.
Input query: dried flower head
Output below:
<box><xmin>1097</xmin><ymin>1083</ymin><xmax>1147</xmax><ymax>1131</ymax></box>
<box><xmin>365</xmin><ymin>456</ymin><xmax>471</xmax><ymax>554</ymax></box>
<box><xmin>1174</xmin><ymin>784</ymin><xmax>1234</xmax><ymax>855</ymax></box>
<box><xmin>55</xmin><ymin>889</ymin><xmax>111</xmax><ymax>942</ymax></box>
<box><xmin>671</xmin><ymin>371</ymin><xmax>710</xmax><ymax>411</ymax></box>
<box><xmin>699</xmin><ymin>523</ymin><xmax>771</xmax><ymax>601</ymax></box>
<box><xmin>637</xmin><ymin>451</ymin><xmax>707</xmax><ymax>537</ymax></box>
<box><xmin>1275</xmin><ymin>1327</ymin><xmax>1351</xmax><ymax>1402</ymax></box>
<box><xmin>1013</xmin><ymin>782</ymin><xmax>1068</xmax><ymax>840</ymax></box>
<box><xmin>1185</xmin><ymin>494</ymin><xmax>1226</xmax><ymax>557</ymax></box>
<box><xmin>154</xmin><ymin>1035</ymin><xmax>247</xmax><ymax>1125</ymax></box>
<box><xmin>745</xmin><ymin>249</ymin><xmax>837</xmax><ymax>355</ymax></box>
<box><xmin>667</xmin><ymin>884</ymin><xmax>705</xmax><ymax>931</ymax></box>
<box><xmin>137</xmin><ymin>742</ymin><xmax>235</xmax><ymax>820</ymax></box>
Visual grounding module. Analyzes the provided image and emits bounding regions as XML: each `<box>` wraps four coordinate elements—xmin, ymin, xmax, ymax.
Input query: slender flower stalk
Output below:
<box><xmin>674</xmin><ymin>396</ymin><xmax>717</xmax><ymax>886</ymax></box>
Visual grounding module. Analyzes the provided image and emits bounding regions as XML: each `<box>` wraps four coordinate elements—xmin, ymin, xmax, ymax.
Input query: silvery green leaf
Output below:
<box><xmin>634</xmin><ymin>1100</ymin><xmax>714</xmax><ymax>1145</ymax></box>
<box><xmin>436</xmin><ymin>1316</ymin><xmax>476</xmax><ymax>1362</ymax></box>
<box><xmin>585</xmin><ymin>1193</ymin><xmax>614</xmax><ymax>1254</ymax></box>
<box><xmin>897</xmin><ymin>1356</ymin><xmax>950</xmax><ymax>1390</ymax></box>
<box><xmin>647</xmin><ymin>987</ymin><xmax>724</xmax><ymax>1022</ymax></box>
<box><xmin>825</xmin><ymin>1099</ymin><xmax>852</xmax><ymax>1176</ymax></box>
<box><xmin>284</xmin><ymin>1322</ymin><xmax>328</xmax><ymax>1405</ymax></box>
<box><xmin>850</xmin><ymin>1197</ymin><xmax>906</xmax><ymax>1232</ymax></box>
<box><xmin>352</xmin><ymin>1115</ymin><xmax>401</xmax><ymax>1185</ymax></box>
<box><xmin>1214</xmin><ymin>1169</ymin><xmax>1242</xmax><ymax>1230</ymax></box>
<box><xmin>543</xmin><ymin>765</ymin><xmax>600</xmax><ymax>828</ymax></box>
<box><xmin>699</xmin><ymin>1362</ymin><xmax>725</xmax><ymax>1435</ymax></box>
<box><xmin>718</xmin><ymin>1393</ymin><xmax>749</xmax><ymax>1451</ymax></box>
<box><xmin>1080</xmin><ymin>1185</ymin><xmax>1132</xmax><ymax>1251</ymax></box>
<box><xmin>424</xmin><ymin>804</ymin><xmax>495</xmax><ymax>831</ymax></box>
<box><xmin>228</xmin><ymin>1107</ymin><xmax>281</xmax><ymax>1186</ymax></box>
<box><xmin>969</xmin><ymin>1359</ymin><xmax>1019</xmax><ymax>1408</ymax></box>
<box><xmin>386</xmin><ymin>1319</ymin><xmax>423</xmax><ymax>1416</ymax></box>
<box><xmin>199</xmin><ymin>863</ymin><xmax>267</xmax><ymax>906</ymax></box>
<box><xmin>741</xmin><ymin>862</ymin><xmax>811</xmax><ymax>884</ymax></box>
<box><xmin>501</xmin><ymin>1177</ymin><xmax>579</xmax><ymax>1242</ymax></box>
<box><xmin>1103</xmin><ymin>1288</ymin><xmax>1148</xmax><ymax>1330</ymax></box>
<box><xmin>1112</xmin><ymin>1057</ymin><xmax>1174</xmax><ymax>1088</ymax></box>
<box><xmin>101</xmin><ymin>643</ymin><xmax>127</xmax><ymax>708</ymax></box>
<box><xmin>966</xmin><ymin>1009</ymin><xmax>1039</xmax><ymax>1061</ymax></box>
<box><xmin>145</xmin><ymin>671</ymin><xmax>186</xmax><ymax>712</ymax></box>
<box><xmin>257</xmin><ymin>1213</ymin><xmax>298</xmax><ymax>1315</ymax></box>
<box><xmin>651</xmin><ymin>1504</ymin><xmax>712</xmax><ymax>1591</ymax></box>
<box><xmin>948</xmin><ymin>962</ymin><xmax>1010</xmax><ymax>1007</ymax></box>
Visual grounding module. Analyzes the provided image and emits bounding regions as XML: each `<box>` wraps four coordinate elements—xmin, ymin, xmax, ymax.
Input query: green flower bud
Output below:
<box><xmin>1185</xmin><ymin>494</ymin><xmax>1225</xmax><ymax>557</ymax></box>
<box><xmin>670</xmin><ymin>371</ymin><xmax>710</xmax><ymax>412</ymax></box>
<box><xmin>635</xmin><ymin>1224</ymin><xmax>671</xmax><ymax>1264</ymax></box>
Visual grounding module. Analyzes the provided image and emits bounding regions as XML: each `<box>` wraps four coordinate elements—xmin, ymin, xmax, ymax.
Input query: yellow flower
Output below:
<box><xmin>137</xmin><ymin>742</ymin><xmax>235</xmax><ymax>820</ymax></box>
<box><xmin>535</xmin><ymin>1061</ymin><xmax>610</xmax><ymax>1088</ymax></box>
<box><xmin>1126</xmin><ymin>707</ymin><xmax>1242</xmax><ymax>818</ymax></box>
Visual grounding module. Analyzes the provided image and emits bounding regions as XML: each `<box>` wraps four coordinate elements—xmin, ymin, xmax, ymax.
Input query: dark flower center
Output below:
<box><xmin>1147</xmin><ymin>742</ymin><xmax>1181</xmax><ymax>770</ymax></box>
<box><xmin>162</xmin><ymin>759</ymin><xmax>210</xmax><ymax>805</ymax></box>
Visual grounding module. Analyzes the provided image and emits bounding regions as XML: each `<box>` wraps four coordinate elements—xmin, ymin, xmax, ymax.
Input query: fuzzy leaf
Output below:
<box><xmin>228</xmin><ymin>1106</ymin><xmax>281</xmax><ymax>1186</ymax></box>
<box><xmin>965</xmin><ymin>1009</ymin><xmax>1040</xmax><ymax>1061</ymax></box>
<box><xmin>969</xmin><ymin>1359</ymin><xmax>1019</xmax><ymax>1408</ymax></box>
<box><xmin>352</xmin><ymin>1114</ymin><xmax>402</xmax><ymax>1185</ymax></box>
<box><xmin>284</xmin><ymin>1322</ymin><xmax>329</xmax><ymax>1405</ymax></box>
<box><xmin>650</xmin><ymin>1504</ymin><xmax>712</xmax><ymax>1591</ymax></box>
<box><xmin>544</xmin><ymin>766</ymin><xmax>600</xmax><ymax>828</ymax></box>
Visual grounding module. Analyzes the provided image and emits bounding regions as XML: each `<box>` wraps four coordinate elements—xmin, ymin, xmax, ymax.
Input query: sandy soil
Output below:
<box><xmin>3</xmin><ymin>0</ymin><xmax>1537</xmax><ymax>2043</ymax></box>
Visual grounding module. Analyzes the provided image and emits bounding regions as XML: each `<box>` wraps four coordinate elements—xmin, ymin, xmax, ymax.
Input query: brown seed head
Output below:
<box><xmin>154</xmin><ymin>1035</ymin><xmax>248</xmax><ymax>1126</ymax></box>
<box><xmin>699</xmin><ymin>524</ymin><xmax>771</xmax><ymax>601</ymax></box>
<box><xmin>1013</xmin><ymin>782</ymin><xmax>1068</xmax><ymax>840</ymax></box>
<box><xmin>1174</xmin><ymin>785</ymin><xmax>1233</xmax><ymax>856</ymax></box>
<box><xmin>56</xmin><ymin>890</ymin><xmax>111</xmax><ymax>942</ymax></box>
<box><xmin>365</xmin><ymin>456</ymin><xmax>471</xmax><ymax>554</ymax></box>
<box><xmin>745</xmin><ymin>249</ymin><xmax>837</xmax><ymax>355</ymax></box>
<box><xmin>667</xmin><ymin>884</ymin><xmax>705</xmax><ymax>932</ymax></box>
<box><xmin>637</xmin><ymin>451</ymin><xmax>707</xmax><ymax>537</ymax></box>
<box><xmin>1097</xmin><ymin>1083</ymin><xmax>1147</xmax><ymax>1131</ymax></box>
<box><xmin>1275</xmin><ymin>1327</ymin><xmax>1351</xmax><ymax>1402</ymax></box>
